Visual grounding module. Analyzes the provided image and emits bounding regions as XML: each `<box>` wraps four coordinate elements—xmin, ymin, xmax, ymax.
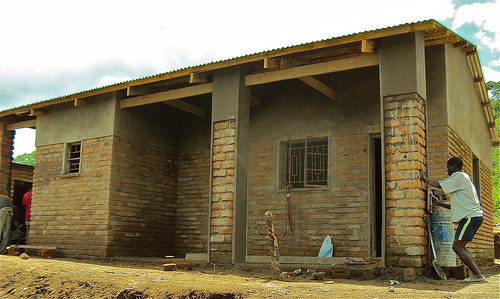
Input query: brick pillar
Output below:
<box><xmin>384</xmin><ymin>93</ymin><xmax>427</xmax><ymax>268</ymax></box>
<box><xmin>0</xmin><ymin>123</ymin><xmax>14</xmax><ymax>196</ymax></box>
<box><xmin>210</xmin><ymin>120</ymin><xmax>236</xmax><ymax>263</ymax></box>
<box><xmin>210</xmin><ymin>66</ymin><xmax>250</xmax><ymax>264</ymax></box>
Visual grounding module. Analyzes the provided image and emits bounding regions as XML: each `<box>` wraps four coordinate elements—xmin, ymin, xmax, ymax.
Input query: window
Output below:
<box><xmin>281</xmin><ymin>137</ymin><xmax>328</xmax><ymax>188</ymax></box>
<box><xmin>63</xmin><ymin>142</ymin><xmax>81</xmax><ymax>174</ymax></box>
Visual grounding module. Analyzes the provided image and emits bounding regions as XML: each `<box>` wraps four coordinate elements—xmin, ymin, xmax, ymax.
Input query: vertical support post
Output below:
<box><xmin>379</xmin><ymin>32</ymin><xmax>428</xmax><ymax>272</ymax></box>
<box><xmin>210</xmin><ymin>66</ymin><xmax>250</xmax><ymax>264</ymax></box>
<box><xmin>0</xmin><ymin>123</ymin><xmax>14</xmax><ymax>197</ymax></box>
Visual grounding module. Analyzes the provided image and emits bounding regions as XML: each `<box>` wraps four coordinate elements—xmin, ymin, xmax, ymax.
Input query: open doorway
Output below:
<box><xmin>371</xmin><ymin>136</ymin><xmax>382</xmax><ymax>257</ymax></box>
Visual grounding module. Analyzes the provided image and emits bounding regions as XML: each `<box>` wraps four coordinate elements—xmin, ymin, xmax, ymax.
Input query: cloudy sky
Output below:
<box><xmin>1</xmin><ymin>0</ymin><xmax>499</xmax><ymax>157</ymax></box>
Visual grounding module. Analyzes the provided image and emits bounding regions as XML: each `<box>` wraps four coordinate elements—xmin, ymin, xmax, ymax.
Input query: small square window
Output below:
<box><xmin>281</xmin><ymin>137</ymin><xmax>328</xmax><ymax>188</ymax></box>
<box><xmin>63</xmin><ymin>142</ymin><xmax>81</xmax><ymax>174</ymax></box>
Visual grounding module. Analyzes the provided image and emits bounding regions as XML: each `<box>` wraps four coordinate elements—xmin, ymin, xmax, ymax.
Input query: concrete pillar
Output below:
<box><xmin>210</xmin><ymin>66</ymin><xmax>250</xmax><ymax>264</ymax></box>
<box><xmin>379</xmin><ymin>32</ymin><xmax>428</xmax><ymax>270</ymax></box>
<box><xmin>0</xmin><ymin>123</ymin><xmax>14</xmax><ymax>196</ymax></box>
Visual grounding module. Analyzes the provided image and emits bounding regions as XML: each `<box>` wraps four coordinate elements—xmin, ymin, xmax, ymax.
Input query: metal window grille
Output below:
<box><xmin>283</xmin><ymin>137</ymin><xmax>328</xmax><ymax>188</ymax></box>
<box><xmin>68</xmin><ymin>143</ymin><xmax>81</xmax><ymax>173</ymax></box>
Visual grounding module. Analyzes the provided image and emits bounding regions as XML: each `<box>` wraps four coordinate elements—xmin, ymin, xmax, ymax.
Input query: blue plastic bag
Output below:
<box><xmin>318</xmin><ymin>235</ymin><xmax>333</xmax><ymax>257</ymax></box>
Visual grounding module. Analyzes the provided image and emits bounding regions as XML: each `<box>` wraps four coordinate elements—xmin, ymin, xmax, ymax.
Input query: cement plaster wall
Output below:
<box><xmin>445</xmin><ymin>44</ymin><xmax>493</xmax><ymax>166</ymax></box>
<box><xmin>35</xmin><ymin>94</ymin><xmax>116</xmax><ymax>146</ymax></box>
<box><xmin>249</xmin><ymin>66</ymin><xmax>381</xmax><ymax>140</ymax></box>
<box><xmin>425</xmin><ymin>45</ymin><xmax>448</xmax><ymax>127</ymax></box>
<box><xmin>379</xmin><ymin>32</ymin><xmax>427</xmax><ymax>99</ymax></box>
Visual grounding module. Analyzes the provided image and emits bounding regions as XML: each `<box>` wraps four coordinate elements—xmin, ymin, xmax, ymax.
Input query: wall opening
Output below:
<box><xmin>371</xmin><ymin>136</ymin><xmax>382</xmax><ymax>257</ymax></box>
<box><xmin>472</xmin><ymin>154</ymin><xmax>480</xmax><ymax>201</ymax></box>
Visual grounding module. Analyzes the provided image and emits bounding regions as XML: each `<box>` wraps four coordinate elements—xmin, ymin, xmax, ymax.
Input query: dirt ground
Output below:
<box><xmin>1</xmin><ymin>255</ymin><xmax>499</xmax><ymax>298</ymax></box>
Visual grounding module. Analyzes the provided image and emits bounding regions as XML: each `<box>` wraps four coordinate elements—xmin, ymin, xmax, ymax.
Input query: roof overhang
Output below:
<box><xmin>1</xmin><ymin>20</ymin><xmax>498</xmax><ymax>145</ymax></box>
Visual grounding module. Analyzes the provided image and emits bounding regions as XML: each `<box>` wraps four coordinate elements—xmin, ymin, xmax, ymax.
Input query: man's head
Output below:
<box><xmin>447</xmin><ymin>157</ymin><xmax>463</xmax><ymax>176</ymax></box>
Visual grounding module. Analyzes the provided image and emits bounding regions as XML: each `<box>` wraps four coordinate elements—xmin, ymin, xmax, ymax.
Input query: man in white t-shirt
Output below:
<box><xmin>420</xmin><ymin>157</ymin><xmax>485</xmax><ymax>282</ymax></box>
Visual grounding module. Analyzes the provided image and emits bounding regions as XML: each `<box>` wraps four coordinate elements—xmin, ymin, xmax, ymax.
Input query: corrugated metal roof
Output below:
<box><xmin>1</xmin><ymin>19</ymin><xmax>438</xmax><ymax>113</ymax></box>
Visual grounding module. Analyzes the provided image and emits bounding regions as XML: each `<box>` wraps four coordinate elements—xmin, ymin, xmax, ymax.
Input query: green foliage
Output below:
<box><xmin>487</xmin><ymin>81</ymin><xmax>500</xmax><ymax>222</ymax></box>
<box><xmin>13</xmin><ymin>150</ymin><xmax>36</xmax><ymax>166</ymax></box>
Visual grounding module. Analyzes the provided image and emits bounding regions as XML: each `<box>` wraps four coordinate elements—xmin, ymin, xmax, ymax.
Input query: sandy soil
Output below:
<box><xmin>1</xmin><ymin>255</ymin><xmax>499</xmax><ymax>298</ymax></box>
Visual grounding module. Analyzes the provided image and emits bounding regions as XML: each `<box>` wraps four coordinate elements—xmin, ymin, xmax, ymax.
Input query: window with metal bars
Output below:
<box><xmin>67</xmin><ymin>142</ymin><xmax>81</xmax><ymax>174</ymax></box>
<box><xmin>281</xmin><ymin>137</ymin><xmax>328</xmax><ymax>188</ymax></box>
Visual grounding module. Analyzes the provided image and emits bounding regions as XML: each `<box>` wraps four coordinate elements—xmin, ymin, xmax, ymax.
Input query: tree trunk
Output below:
<box><xmin>265</xmin><ymin>211</ymin><xmax>280</xmax><ymax>279</ymax></box>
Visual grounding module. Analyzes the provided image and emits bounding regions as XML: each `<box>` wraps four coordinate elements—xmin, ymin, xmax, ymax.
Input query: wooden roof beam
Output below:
<box><xmin>6</xmin><ymin>119</ymin><xmax>36</xmax><ymax>131</ymax></box>
<box><xmin>164</xmin><ymin>100</ymin><xmax>206</xmax><ymax>118</ymax></box>
<box><xmin>425</xmin><ymin>36</ymin><xmax>460</xmax><ymax>47</ymax></box>
<box><xmin>245</xmin><ymin>54</ymin><xmax>378</xmax><ymax>86</ymax></box>
<box><xmin>425</xmin><ymin>29</ymin><xmax>450</xmax><ymax>40</ymax></box>
<box><xmin>121</xmin><ymin>83</ymin><xmax>213</xmax><ymax>109</ymax></box>
<box><xmin>298</xmin><ymin>76</ymin><xmax>335</xmax><ymax>100</ymax></box>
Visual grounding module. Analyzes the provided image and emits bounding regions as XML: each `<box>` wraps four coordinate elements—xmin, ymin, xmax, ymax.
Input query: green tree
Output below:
<box><xmin>486</xmin><ymin>81</ymin><xmax>500</xmax><ymax>222</ymax></box>
<box><xmin>13</xmin><ymin>150</ymin><xmax>36</xmax><ymax>166</ymax></box>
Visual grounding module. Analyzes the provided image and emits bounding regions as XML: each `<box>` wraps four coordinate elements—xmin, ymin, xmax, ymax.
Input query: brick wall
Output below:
<box><xmin>176</xmin><ymin>147</ymin><xmax>210</xmax><ymax>255</ymax></box>
<box><xmin>210</xmin><ymin>120</ymin><xmax>236</xmax><ymax>263</ymax></box>
<box><xmin>30</xmin><ymin>137</ymin><xmax>113</xmax><ymax>256</ymax></box>
<box><xmin>447</xmin><ymin>127</ymin><xmax>494</xmax><ymax>261</ymax></box>
<box><xmin>0</xmin><ymin>123</ymin><xmax>14</xmax><ymax>196</ymax></box>
<box><xmin>108</xmin><ymin>136</ymin><xmax>177</xmax><ymax>257</ymax></box>
<box><xmin>247</xmin><ymin>133</ymin><xmax>370</xmax><ymax>257</ymax></box>
<box><xmin>10</xmin><ymin>163</ymin><xmax>34</xmax><ymax>196</ymax></box>
<box><xmin>383</xmin><ymin>93</ymin><xmax>428</xmax><ymax>269</ymax></box>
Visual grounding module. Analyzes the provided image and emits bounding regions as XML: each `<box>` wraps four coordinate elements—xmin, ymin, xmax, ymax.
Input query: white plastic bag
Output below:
<box><xmin>318</xmin><ymin>235</ymin><xmax>333</xmax><ymax>257</ymax></box>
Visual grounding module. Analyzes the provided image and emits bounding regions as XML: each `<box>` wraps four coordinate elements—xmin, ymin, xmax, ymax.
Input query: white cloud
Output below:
<box><xmin>491</xmin><ymin>59</ymin><xmax>500</xmax><ymax>67</ymax></box>
<box><xmin>483</xmin><ymin>66</ymin><xmax>500</xmax><ymax>82</ymax></box>
<box><xmin>453</xmin><ymin>0</ymin><xmax>500</xmax><ymax>52</ymax></box>
<box><xmin>0</xmin><ymin>0</ymin><xmax>456</xmax><ymax>77</ymax></box>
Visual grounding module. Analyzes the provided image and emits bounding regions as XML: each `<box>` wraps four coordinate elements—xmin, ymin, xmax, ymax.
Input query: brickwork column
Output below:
<box><xmin>384</xmin><ymin>93</ymin><xmax>428</xmax><ymax>268</ymax></box>
<box><xmin>0</xmin><ymin>123</ymin><xmax>14</xmax><ymax>196</ymax></box>
<box><xmin>210</xmin><ymin>66</ymin><xmax>250</xmax><ymax>264</ymax></box>
<box><xmin>210</xmin><ymin>120</ymin><xmax>236</xmax><ymax>263</ymax></box>
<box><xmin>379</xmin><ymin>32</ymin><xmax>428</xmax><ymax>271</ymax></box>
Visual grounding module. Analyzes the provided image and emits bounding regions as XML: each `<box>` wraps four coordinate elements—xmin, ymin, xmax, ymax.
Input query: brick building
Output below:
<box><xmin>0</xmin><ymin>20</ymin><xmax>497</xmax><ymax>270</ymax></box>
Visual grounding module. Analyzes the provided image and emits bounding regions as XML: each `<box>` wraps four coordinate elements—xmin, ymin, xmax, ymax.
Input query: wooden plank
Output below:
<box><xmin>6</xmin><ymin>119</ymin><xmax>36</xmax><ymax>131</ymax></box>
<box><xmin>424</xmin><ymin>29</ymin><xmax>449</xmax><ymax>40</ymax></box>
<box><xmin>246</xmin><ymin>54</ymin><xmax>378</xmax><ymax>86</ymax></box>
<box><xmin>245</xmin><ymin>255</ymin><xmax>349</xmax><ymax>264</ymax></box>
<box><xmin>121</xmin><ymin>83</ymin><xmax>213</xmax><ymax>109</ymax></box>
<box><xmin>298</xmin><ymin>76</ymin><xmax>335</xmax><ymax>100</ymax></box>
<box><xmin>361</xmin><ymin>40</ymin><xmax>375</xmax><ymax>53</ymax></box>
<box><xmin>189</xmin><ymin>72</ymin><xmax>211</xmax><ymax>84</ymax></box>
<box><xmin>10</xmin><ymin>245</ymin><xmax>57</xmax><ymax>250</ymax></box>
<box><xmin>264</xmin><ymin>57</ymin><xmax>281</xmax><ymax>69</ymax></box>
<box><xmin>164</xmin><ymin>100</ymin><xmax>206</xmax><ymax>118</ymax></box>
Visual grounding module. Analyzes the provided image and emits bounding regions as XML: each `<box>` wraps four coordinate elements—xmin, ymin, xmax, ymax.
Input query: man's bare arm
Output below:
<box><xmin>420</xmin><ymin>169</ymin><xmax>442</xmax><ymax>189</ymax></box>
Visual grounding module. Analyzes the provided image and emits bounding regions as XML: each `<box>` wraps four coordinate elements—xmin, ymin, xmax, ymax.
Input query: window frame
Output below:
<box><xmin>279</xmin><ymin>136</ymin><xmax>329</xmax><ymax>190</ymax></box>
<box><xmin>62</xmin><ymin>141</ymin><xmax>82</xmax><ymax>175</ymax></box>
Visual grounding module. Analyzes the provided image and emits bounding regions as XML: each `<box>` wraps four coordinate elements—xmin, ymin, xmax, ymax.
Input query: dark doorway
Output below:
<box><xmin>372</xmin><ymin>137</ymin><xmax>382</xmax><ymax>257</ymax></box>
<box><xmin>12</xmin><ymin>180</ymin><xmax>32</xmax><ymax>229</ymax></box>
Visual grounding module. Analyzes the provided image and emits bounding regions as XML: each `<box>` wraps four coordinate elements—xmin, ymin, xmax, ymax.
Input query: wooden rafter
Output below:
<box><xmin>245</xmin><ymin>54</ymin><xmax>378</xmax><ymax>86</ymax></box>
<box><xmin>361</xmin><ymin>40</ymin><xmax>375</xmax><ymax>53</ymax></box>
<box><xmin>189</xmin><ymin>72</ymin><xmax>211</xmax><ymax>84</ymax></box>
<box><xmin>298</xmin><ymin>76</ymin><xmax>335</xmax><ymax>100</ymax></box>
<box><xmin>121</xmin><ymin>83</ymin><xmax>213</xmax><ymax>109</ymax></box>
<box><xmin>164</xmin><ymin>100</ymin><xmax>205</xmax><ymax>118</ymax></box>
